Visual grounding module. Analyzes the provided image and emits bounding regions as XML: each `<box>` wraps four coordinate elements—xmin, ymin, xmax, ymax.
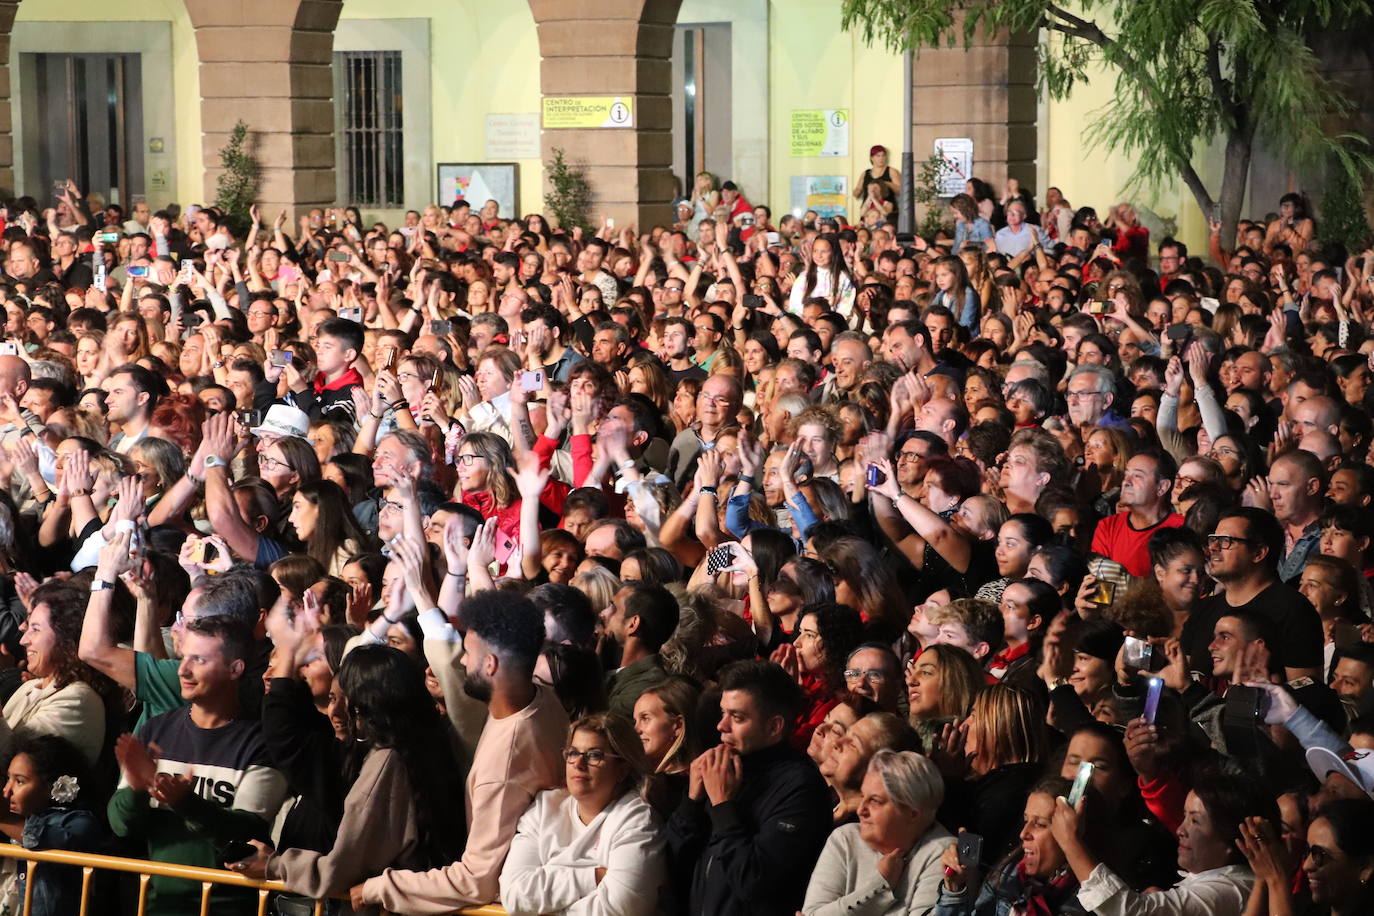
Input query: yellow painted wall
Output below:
<box><xmin>339</xmin><ymin>0</ymin><xmax>544</xmax><ymax>217</ymax></box>
<box><xmin>767</xmin><ymin>0</ymin><xmax>904</xmax><ymax>223</ymax></box>
<box><xmin>14</xmin><ymin>0</ymin><xmax>203</xmax><ymax>207</ymax></box>
<box><xmin>1040</xmin><ymin>54</ymin><xmax>1218</xmax><ymax>254</ymax></box>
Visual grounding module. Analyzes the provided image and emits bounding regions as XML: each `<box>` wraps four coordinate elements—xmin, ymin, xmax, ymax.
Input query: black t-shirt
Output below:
<box><xmin>667</xmin><ymin>363</ymin><xmax>707</xmax><ymax>386</ymax></box>
<box><xmin>1183</xmin><ymin>581</ymin><xmax>1323</xmax><ymax>676</ymax></box>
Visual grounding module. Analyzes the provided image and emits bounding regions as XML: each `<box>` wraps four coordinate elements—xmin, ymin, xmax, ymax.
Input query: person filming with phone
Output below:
<box><xmin>935</xmin><ymin>775</ymin><xmax>1090</xmax><ymax>915</ymax></box>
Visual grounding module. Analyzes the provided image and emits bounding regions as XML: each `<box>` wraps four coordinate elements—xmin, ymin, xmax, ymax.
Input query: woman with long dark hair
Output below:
<box><xmin>232</xmin><ymin>645</ymin><xmax>466</xmax><ymax>896</ymax></box>
<box><xmin>778</xmin><ymin>601</ymin><xmax>865</xmax><ymax>750</ymax></box>
<box><xmin>788</xmin><ymin>234</ymin><xmax>856</xmax><ymax>318</ymax></box>
<box><xmin>287</xmin><ymin>480</ymin><xmax>372</xmax><ymax>577</ymax></box>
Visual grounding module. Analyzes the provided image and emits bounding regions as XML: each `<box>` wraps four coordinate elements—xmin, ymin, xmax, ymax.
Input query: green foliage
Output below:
<box><xmin>914</xmin><ymin>153</ymin><xmax>952</xmax><ymax>238</ymax></box>
<box><xmin>840</xmin><ymin>0</ymin><xmax>1374</xmax><ymax>233</ymax></box>
<box><xmin>1321</xmin><ymin>157</ymin><xmax>1373</xmax><ymax>252</ymax></box>
<box><xmin>544</xmin><ymin>148</ymin><xmax>592</xmax><ymax>233</ymax></box>
<box><xmin>214</xmin><ymin>121</ymin><xmax>258</xmax><ymax>237</ymax></box>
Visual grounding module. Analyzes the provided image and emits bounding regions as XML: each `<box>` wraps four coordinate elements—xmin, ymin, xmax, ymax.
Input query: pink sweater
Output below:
<box><xmin>362</xmin><ymin>685</ymin><xmax>569</xmax><ymax>914</ymax></box>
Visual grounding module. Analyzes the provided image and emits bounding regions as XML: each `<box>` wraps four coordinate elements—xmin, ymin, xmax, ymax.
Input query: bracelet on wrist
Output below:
<box><xmin>699</xmin><ymin>485</ymin><xmax>718</xmax><ymax>496</ymax></box>
<box><xmin>390</xmin><ymin>399</ymin><xmax>409</xmax><ymax>409</ymax></box>
<box><xmin>739</xmin><ymin>474</ymin><xmax>755</xmax><ymax>485</ymax></box>
<box><xmin>446</xmin><ymin>571</ymin><xmax>466</xmax><ymax>578</ymax></box>
<box><xmin>370</xmin><ymin>411</ymin><xmax>383</xmax><ymax>419</ymax></box>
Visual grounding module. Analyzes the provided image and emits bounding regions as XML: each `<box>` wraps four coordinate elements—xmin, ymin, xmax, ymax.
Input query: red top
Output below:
<box><xmin>1090</xmin><ymin>511</ymin><xmax>1185</xmax><ymax>577</ymax></box>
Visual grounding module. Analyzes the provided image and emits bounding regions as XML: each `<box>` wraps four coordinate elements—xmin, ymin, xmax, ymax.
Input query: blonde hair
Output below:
<box><xmin>571</xmin><ymin>565</ymin><xmax>621</xmax><ymax>613</ymax></box>
<box><xmin>568</xmin><ymin>713</ymin><xmax>651</xmax><ymax>791</ymax></box>
<box><xmin>966</xmin><ymin>684</ymin><xmax>1047</xmax><ymax>769</ymax></box>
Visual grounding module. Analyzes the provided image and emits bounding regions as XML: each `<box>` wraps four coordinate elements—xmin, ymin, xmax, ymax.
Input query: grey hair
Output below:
<box><xmin>31</xmin><ymin>360</ymin><xmax>78</xmax><ymax>389</ymax></box>
<box><xmin>381</xmin><ymin>429</ymin><xmax>433</xmax><ymax>479</ymax></box>
<box><xmin>870</xmin><ymin>749</ymin><xmax>944</xmax><ymax>813</ymax></box>
<box><xmin>775</xmin><ymin>394</ymin><xmax>810</xmax><ymax>419</ymax></box>
<box><xmin>1007</xmin><ymin>358</ymin><xmax>1049</xmax><ymax>386</ymax></box>
<box><xmin>1269</xmin><ymin>346</ymin><xmax>1299</xmax><ymax>374</ymax></box>
<box><xmin>1067</xmin><ymin>363</ymin><xmax>1116</xmax><ymax>397</ymax></box>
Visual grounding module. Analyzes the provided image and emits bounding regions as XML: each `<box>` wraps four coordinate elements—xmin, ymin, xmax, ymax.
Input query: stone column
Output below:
<box><xmin>528</xmin><ymin>0</ymin><xmax>682</xmax><ymax>230</ymax></box>
<box><xmin>0</xmin><ymin>1</ymin><xmax>21</xmax><ymax>196</ymax></box>
<box><xmin>911</xmin><ymin>23</ymin><xmax>1037</xmax><ymax>195</ymax></box>
<box><xmin>183</xmin><ymin>0</ymin><xmax>342</xmax><ymax>216</ymax></box>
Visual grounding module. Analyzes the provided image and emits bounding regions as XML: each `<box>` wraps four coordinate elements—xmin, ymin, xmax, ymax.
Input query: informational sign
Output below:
<box><xmin>790</xmin><ymin>109</ymin><xmax>850</xmax><ymax>157</ymax></box>
<box><xmin>933</xmin><ymin>137</ymin><xmax>973</xmax><ymax>196</ymax></box>
<box><xmin>485</xmin><ymin>114</ymin><xmax>540</xmax><ymax>159</ymax></box>
<box><xmin>542</xmin><ymin>97</ymin><xmax>634</xmax><ymax>129</ymax></box>
<box><xmin>789</xmin><ymin>176</ymin><xmax>849</xmax><ymax>219</ymax></box>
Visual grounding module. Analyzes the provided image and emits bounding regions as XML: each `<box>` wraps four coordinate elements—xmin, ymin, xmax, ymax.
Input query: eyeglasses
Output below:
<box><xmin>844</xmin><ymin>668</ymin><xmax>888</xmax><ymax>683</ymax></box>
<box><xmin>563</xmin><ymin>747</ymin><xmax>621</xmax><ymax>767</ymax></box>
<box><xmin>259</xmin><ymin>454</ymin><xmax>289</xmax><ymax>471</ymax></box>
<box><xmin>896</xmin><ymin>451</ymin><xmax>924</xmax><ymax>464</ymax></box>
<box><xmin>1176</xmin><ymin>475</ymin><xmax>1200</xmax><ymax>489</ymax></box>
<box><xmin>1206</xmin><ymin>534</ymin><xmax>1254</xmax><ymax>551</ymax></box>
<box><xmin>455</xmin><ymin>454</ymin><xmax>485</xmax><ymax>467</ymax></box>
<box><xmin>379</xmin><ymin>498</ymin><xmax>404</xmax><ymax>514</ymax></box>
<box><xmin>396</xmin><ymin>372</ymin><xmax>423</xmax><ymax>382</ymax></box>
<box><xmin>1066</xmin><ymin>390</ymin><xmax>1105</xmax><ymax>401</ymax></box>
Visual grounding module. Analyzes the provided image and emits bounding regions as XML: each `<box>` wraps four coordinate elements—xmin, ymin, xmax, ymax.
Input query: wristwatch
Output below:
<box><xmin>204</xmin><ymin>455</ymin><xmax>227</xmax><ymax>470</ymax></box>
<box><xmin>91</xmin><ymin>579</ymin><xmax>115</xmax><ymax>592</ymax></box>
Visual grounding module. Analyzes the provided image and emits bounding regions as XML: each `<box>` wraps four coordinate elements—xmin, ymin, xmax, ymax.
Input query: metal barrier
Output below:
<box><xmin>0</xmin><ymin>843</ymin><xmax>507</xmax><ymax>916</ymax></box>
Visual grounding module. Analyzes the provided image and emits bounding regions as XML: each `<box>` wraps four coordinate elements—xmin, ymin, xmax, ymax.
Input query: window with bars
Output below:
<box><xmin>334</xmin><ymin>50</ymin><xmax>404</xmax><ymax>207</ymax></box>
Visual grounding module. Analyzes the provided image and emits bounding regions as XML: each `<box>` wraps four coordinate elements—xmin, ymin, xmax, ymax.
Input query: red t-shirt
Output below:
<box><xmin>1090</xmin><ymin>511</ymin><xmax>1185</xmax><ymax>577</ymax></box>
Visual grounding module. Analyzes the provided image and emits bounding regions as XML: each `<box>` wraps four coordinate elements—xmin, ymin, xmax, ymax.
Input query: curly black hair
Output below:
<box><xmin>459</xmin><ymin>589</ymin><xmax>545</xmax><ymax>672</ymax></box>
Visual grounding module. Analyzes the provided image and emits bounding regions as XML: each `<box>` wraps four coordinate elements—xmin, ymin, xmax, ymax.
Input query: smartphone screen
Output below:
<box><xmin>1143</xmin><ymin>677</ymin><xmax>1164</xmax><ymax>724</ymax></box>
<box><xmin>1068</xmin><ymin>761</ymin><xmax>1095</xmax><ymax>806</ymax></box>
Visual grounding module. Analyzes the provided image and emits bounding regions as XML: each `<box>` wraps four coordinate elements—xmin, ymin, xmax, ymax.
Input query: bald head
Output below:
<box><xmin>0</xmin><ymin>356</ymin><xmax>31</xmax><ymax>399</ymax></box>
<box><xmin>1298</xmin><ymin>430</ymin><xmax>1341</xmax><ymax>469</ymax></box>
<box><xmin>1290</xmin><ymin>396</ymin><xmax>1340</xmax><ymax>438</ymax></box>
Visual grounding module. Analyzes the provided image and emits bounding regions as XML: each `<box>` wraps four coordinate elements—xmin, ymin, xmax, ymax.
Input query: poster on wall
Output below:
<box><xmin>437</xmin><ymin>163</ymin><xmax>519</xmax><ymax>219</ymax></box>
<box><xmin>789</xmin><ymin>176</ymin><xmax>849</xmax><ymax>219</ymax></box>
<box><xmin>933</xmin><ymin>138</ymin><xmax>973</xmax><ymax>196</ymax></box>
<box><xmin>485</xmin><ymin>114</ymin><xmax>540</xmax><ymax>160</ymax></box>
<box><xmin>790</xmin><ymin>110</ymin><xmax>850</xmax><ymax>157</ymax></box>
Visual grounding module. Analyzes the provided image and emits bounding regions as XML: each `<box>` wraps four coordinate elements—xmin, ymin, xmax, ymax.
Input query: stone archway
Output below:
<box><xmin>183</xmin><ymin>0</ymin><xmax>343</xmax><ymax>215</ymax></box>
<box><xmin>528</xmin><ymin>0</ymin><xmax>683</xmax><ymax>228</ymax></box>
<box><xmin>0</xmin><ymin>0</ymin><xmax>21</xmax><ymax>195</ymax></box>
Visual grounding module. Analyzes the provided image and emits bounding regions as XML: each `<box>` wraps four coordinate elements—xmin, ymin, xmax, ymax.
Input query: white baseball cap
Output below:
<box><xmin>251</xmin><ymin>404</ymin><xmax>309</xmax><ymax>440</ymax></box>
<box><xmin>1306</xmin><ymin>746</ymin><xmax>1374</xmax><ymax>799</ymax></box>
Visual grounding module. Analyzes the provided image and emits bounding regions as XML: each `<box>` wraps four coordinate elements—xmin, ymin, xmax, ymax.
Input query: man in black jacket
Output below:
<box><xmin>666</xmin><ymin>659</ymin><xmax>831</xmax><ymax>916</ymax></box>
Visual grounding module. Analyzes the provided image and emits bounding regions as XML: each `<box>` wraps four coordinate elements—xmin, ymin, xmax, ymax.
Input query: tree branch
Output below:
<box><xmin>1042</xmin><ymin>3</ymin><xmax>1109</xmax><ymax>44</ymax></box>
<box><xmin>1204</xmin><ymin>37</ymin><xmax>1240</xmax><ymax>124</ymax></box>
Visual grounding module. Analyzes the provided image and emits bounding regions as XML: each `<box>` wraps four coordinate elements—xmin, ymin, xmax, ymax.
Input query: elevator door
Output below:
<box><xmin>29</xmin><ymin>53</ymin><xmax>145</xmax><ymax>206</ymax></box>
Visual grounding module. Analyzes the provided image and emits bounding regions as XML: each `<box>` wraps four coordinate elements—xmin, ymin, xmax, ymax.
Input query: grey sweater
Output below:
<box><xmin>803</xmin><ymin>821</ymin><xmax>954</xmax><ymax>916</ymax></box>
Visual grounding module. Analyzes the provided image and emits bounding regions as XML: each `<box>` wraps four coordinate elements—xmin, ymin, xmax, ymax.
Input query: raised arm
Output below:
<box><xmin>77</xmin><ymin>531</ymin><xmax>138</xmax><ymax>691</ymax></box>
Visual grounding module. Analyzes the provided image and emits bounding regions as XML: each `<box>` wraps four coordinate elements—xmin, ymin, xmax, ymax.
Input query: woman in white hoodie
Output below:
<box><xmin>500</xmin><ymin>713</ymin><xmax>666</xmax><ymax>916</ymax></box>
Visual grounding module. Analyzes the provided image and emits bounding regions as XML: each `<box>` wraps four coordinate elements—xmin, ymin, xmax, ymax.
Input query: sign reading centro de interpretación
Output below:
<box><xmin>542</xmin><ymin>97</ymin><xmax>635</xmax><ymax>129</ymax></box>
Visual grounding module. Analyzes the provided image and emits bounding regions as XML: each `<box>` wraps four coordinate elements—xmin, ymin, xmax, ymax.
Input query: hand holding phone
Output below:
<box><xmin>706</xmin><ymin>543</ymin><xmax>738</xmax><ymax>576</ymax></box>
<box><xmin>955</xmin><ymin>833</ymin><xmax>983</xmax><ymax>869</ymax></box>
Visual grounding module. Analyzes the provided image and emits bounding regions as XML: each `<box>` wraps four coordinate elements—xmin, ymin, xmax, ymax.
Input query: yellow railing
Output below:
<box><xmin>0</xmin><ymin>843</ymin><xmax>507</xmax><ymax>916</ymax></box>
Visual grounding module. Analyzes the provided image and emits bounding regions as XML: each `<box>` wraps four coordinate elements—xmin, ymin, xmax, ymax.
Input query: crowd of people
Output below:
<box><xmin>0</xmin><ymin>167</ymin><xmax>1363</xmax><ymax>916</ymax></box>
